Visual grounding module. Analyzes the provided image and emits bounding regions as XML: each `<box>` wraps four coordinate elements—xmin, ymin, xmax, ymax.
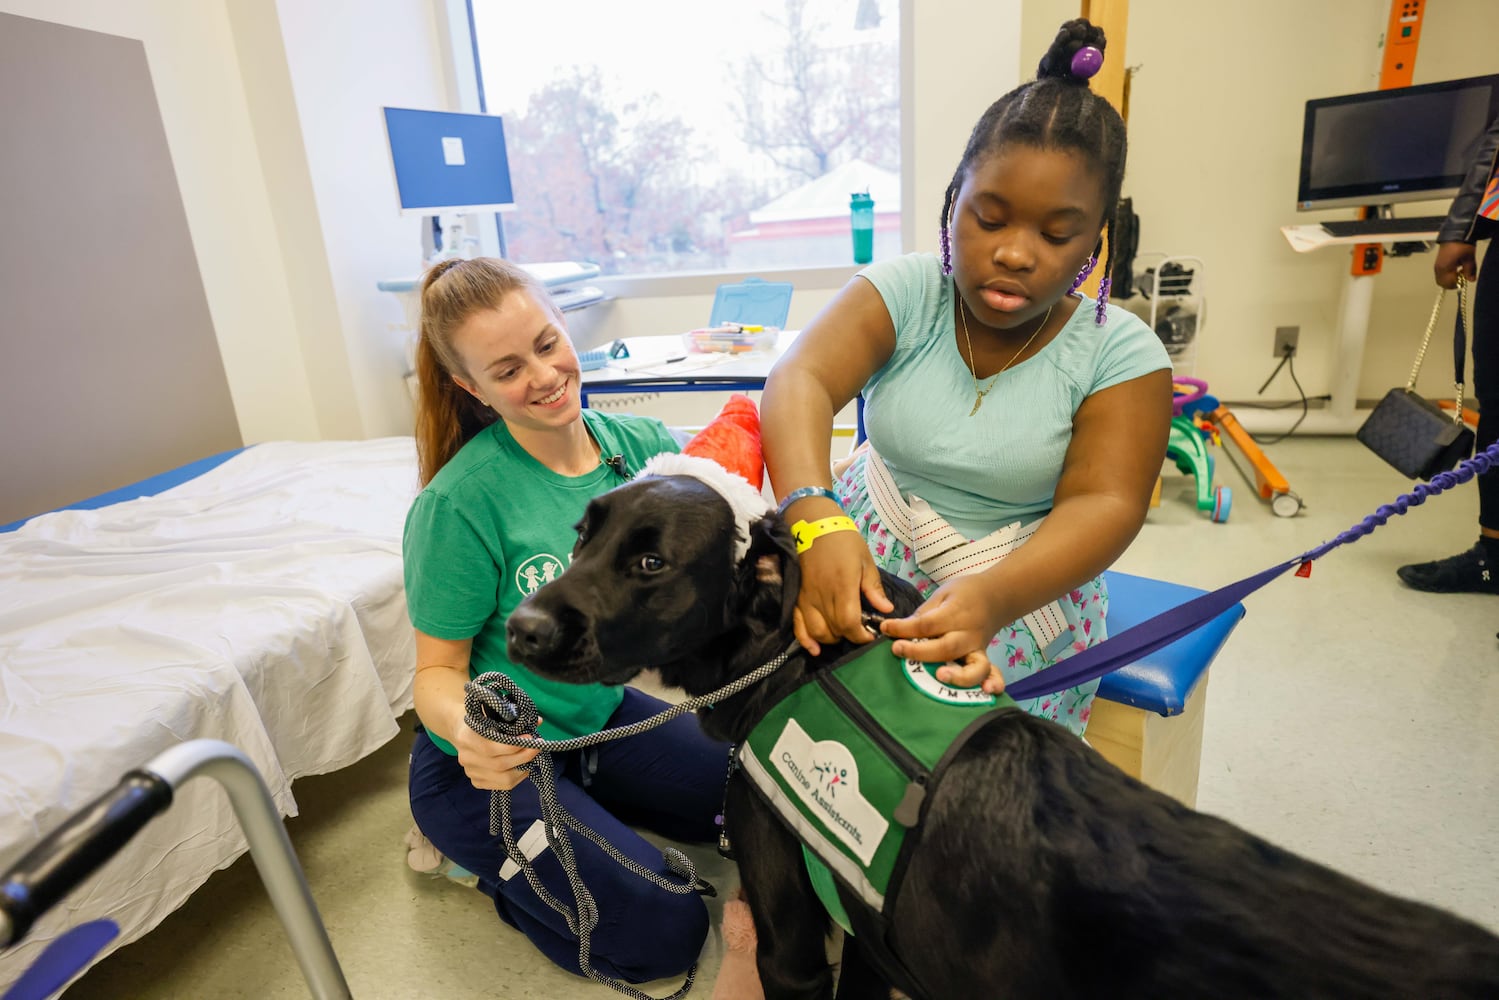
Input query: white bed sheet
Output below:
<box><xmin>0</xmin><ymin>437</ymin><xmax>422</xmax><ymax>991</ymax></box>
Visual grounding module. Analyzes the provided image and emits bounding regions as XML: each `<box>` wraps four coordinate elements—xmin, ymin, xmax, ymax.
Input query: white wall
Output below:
<box><xmin>265</xmin><ymin>0</ymin><xmax>455</xmax><ymax>438</ymax></box>
<box><xmin>905</xmin><ymin>0</ymin><xmax>1025</xmax><ymax>258</ymax></box>
<box><xmin>1025</xmin><ymin>0</ymin><xmax>1495</xmax><ymax>407</ymax></box>
<box><xmin>0</xmin><ymin>0</ymin><xmax>325</xmax><ymax>443</ymax></box>
<box><xmin>0</xmin><ymin>0</ymin><xmax>456</xmax><ymax>444</ymax></box>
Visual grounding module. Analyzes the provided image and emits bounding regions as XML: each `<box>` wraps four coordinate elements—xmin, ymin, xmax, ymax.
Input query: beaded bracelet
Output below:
<box><xmin>777</xmin><ymin>486</ymin><xmax>842</xmax><ymax>517</ymax></box>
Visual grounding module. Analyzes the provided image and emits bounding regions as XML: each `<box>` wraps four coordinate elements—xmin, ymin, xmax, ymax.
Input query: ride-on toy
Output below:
<box><xmin>1167</xmin><ymin>377</ymin><xmax>1232</xmax><ymax>523</ymax></box>
<box><xmin>1166</xmin><ymin>377</ymin><xmax>1303</xmax><ymax>521</ymax></box>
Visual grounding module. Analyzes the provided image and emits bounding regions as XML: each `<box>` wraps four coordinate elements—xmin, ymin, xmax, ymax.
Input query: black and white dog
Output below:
<box><xmin>504</xmin><ymin>455</ymin><xmax>1499</xmax><ymax>1000</ymax></box>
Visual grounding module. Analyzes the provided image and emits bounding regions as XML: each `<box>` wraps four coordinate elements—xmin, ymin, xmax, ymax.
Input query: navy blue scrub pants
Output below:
<box><xmin>409</xmin><ymin>687</ymin><xmax>728</xmax><ymax>983</ymax></box>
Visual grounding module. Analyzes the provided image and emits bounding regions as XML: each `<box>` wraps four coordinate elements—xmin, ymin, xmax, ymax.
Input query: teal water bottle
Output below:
<box><xmin>850</xmin><ymin>191</ymin><xmax>874</xmax><ymax>265</ymax></box>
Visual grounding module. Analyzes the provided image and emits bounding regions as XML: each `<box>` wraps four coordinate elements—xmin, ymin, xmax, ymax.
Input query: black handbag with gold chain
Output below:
<box><xmin>1356</xmin><ymin>274</ymin><xmax>1477</xmax><ymax>480</ymax></box>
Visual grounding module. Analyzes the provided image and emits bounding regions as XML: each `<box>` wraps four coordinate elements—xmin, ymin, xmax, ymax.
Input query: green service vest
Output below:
<box><xmin>738</xmin><ymin>640</ymin><xmax>1016</xmax><ymax>932</ymax></box>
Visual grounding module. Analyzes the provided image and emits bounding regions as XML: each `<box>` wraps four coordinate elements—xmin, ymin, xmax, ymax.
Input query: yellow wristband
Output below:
<box><xmin>790</xmin><ymin>515</ymin><xmax>860</xmax><ymax>554</ymax></box>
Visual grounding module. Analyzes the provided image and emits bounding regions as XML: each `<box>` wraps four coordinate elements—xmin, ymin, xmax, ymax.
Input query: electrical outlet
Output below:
<box><xmin>1274</xmin><ymin>326</ymin><xmax>1299</xmax><ymax>357</ymax></box>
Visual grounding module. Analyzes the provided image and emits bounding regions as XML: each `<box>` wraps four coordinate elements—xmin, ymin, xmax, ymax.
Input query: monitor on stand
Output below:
<box><xmin>1265</xmin><ymin>73</ymin><xmax>1499</xmax><ymax>437</ymax></box>
<box><xmin>1296</xmin><ymin>73</ymin><xmax>1499</xmax><ymax>215</ymax></box>
<box><xmin>382</xmin><ymin>107</ymin><xmax>515</xmax><ymax>264</ymax></box>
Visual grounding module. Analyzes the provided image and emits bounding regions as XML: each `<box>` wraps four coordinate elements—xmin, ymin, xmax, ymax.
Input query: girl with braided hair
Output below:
<box><xmin>762</xmin><ymin>18</ymin><xmax>1173</xmax><ymax>736</ymax></box>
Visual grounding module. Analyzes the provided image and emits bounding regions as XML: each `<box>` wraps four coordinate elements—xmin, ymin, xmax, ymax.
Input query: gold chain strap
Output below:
<box><xmin>1404</xmin><ymin>274</ymin><xmax>1470</xmax><ymax>426</ymax></box>
<box><xmin>1405</xmin><ymin>286</ymin><xmax>1445</xmax><ymax>390</ymax></box>
<box><xmin>1453</xmin><ymin>273</ymin><xmax>1470</xmax><ymax>425</ymax></box>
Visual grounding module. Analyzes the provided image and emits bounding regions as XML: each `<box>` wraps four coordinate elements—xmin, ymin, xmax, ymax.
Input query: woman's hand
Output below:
<box><xmin>1434</xmin><ymin>241</ymin><xmax>1477</xmax><ymax>289</ymax></box>
<box><xmin>451</xmin><ymin>716</ymin><xmax>543</xmax><ymax>791</ymax></box>
<box><xmin>880</xmin><ymin>575</ymin><xmax>1007</xmax><ymax>679</ymax></box>
<box><xmin>794</xmin><ymin>528</ymin><xmax>893</xmax><ymax>656</ymax></box>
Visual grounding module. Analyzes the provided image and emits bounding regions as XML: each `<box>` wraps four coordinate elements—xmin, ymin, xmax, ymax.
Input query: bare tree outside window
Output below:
<box><xmin>730</xmin><ymin>0</ymin><xmax>899</xmax><ymax>183</ymax></box>
<box><xmin>470</xmin><ymin>0</ymin><xmax>901</xmax><ymax>276</ymax></box>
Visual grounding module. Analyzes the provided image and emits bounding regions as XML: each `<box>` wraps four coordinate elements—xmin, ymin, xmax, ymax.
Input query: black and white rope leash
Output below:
<box><xmin>462</xmin><ymin>642</ymin><xmax>798</xmax><ymax>999</ymax></box>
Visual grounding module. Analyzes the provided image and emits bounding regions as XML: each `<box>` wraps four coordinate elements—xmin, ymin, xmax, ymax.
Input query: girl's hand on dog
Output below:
<box><xmin>938</xmin><ymin>650</ymin><xmax>1005</xmax><ymax>694</ymax></box>
<box><xmin>794</xmin><ymin>528</ymin><xmax>894</xmax><ymax>656</ymax></box>
<box><xmin>453</xmin><ymin>716</ymin><xmax>543</xmax><ymax>790</ymax></box>
<box><xmin>881</xmin><ymin>577</ymin><xmax>1007</xmax><ymax>694</ymax></box>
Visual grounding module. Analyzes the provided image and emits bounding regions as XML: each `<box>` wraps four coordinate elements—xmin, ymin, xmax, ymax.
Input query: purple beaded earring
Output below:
<box><xmin>1095</xmin><ymin>277</ymin><xmax>1112</xmax><ymax>325</ymax></box>
<box><xmin>939</xmin><ymin>224</ymin><xmax>953</xmax><ymax>276</ymax></box>
<box><xmin>1068</xmin><ymin>255</ymin><xmax>1097</xmax><ymax>294</ymax></box>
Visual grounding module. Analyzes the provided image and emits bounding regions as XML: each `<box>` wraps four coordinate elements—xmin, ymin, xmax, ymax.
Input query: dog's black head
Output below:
<box><xmin>505</xmin><ymin>474</ymin><xmax>800</xmax><ymax>696</ymax></box>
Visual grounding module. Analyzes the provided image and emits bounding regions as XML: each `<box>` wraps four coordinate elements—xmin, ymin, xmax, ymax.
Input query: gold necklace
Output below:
<box><xmin>958</xmin><ymin>299</ymin><xmax>1052</xmax><ymax>416</ymax></box>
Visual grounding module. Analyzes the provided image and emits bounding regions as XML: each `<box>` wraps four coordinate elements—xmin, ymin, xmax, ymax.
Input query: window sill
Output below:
<box><xmin>590</xmin><ymin>264</ymin><xmax>866</xmax><ymax>300</ymax></box>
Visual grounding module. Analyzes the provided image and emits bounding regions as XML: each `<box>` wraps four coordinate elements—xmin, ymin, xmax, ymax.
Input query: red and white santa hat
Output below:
<box><xmin>636</xmin><ymin>395</ymin><xmax>769</xmax><ymax>562</ymax></box>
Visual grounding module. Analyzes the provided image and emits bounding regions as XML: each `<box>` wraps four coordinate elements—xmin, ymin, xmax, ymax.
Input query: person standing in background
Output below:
<box><xmin>1397</xmin><ymin>113</ymin><xmax>1499</xmax><ymax>596</ymax></box>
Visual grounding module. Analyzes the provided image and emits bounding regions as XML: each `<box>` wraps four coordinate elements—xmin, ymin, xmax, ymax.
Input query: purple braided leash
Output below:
<box><xmin>1008</xmin><ymin>441</ymin><xmax>1498</xmax><ymax>701</ymax></box>
<box><xmin>1298</xmin><ymin>444</ymin><xmax>1496</xmax><ymax>563</ymax></box>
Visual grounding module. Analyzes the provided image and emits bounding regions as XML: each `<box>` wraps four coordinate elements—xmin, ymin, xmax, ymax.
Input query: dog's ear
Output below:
<box><xmin>735</xmin><ymin>513</ymin><xmax>801</xmax><ymax>633</ymax></box>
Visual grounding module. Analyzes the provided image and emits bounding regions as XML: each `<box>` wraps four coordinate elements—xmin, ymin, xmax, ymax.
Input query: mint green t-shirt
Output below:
<box><xmin>403</xmin><ymin>409</ymin><xmax>680</xmax><ymax>752</ymax></box>
<box><xmin>859</xmin><ymin>252</ymin><xmax>1171</xmax><ymax>539</ymax></box>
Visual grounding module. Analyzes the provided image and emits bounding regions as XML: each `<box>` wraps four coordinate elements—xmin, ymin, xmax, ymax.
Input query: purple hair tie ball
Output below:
<box><xmin>1070</xmin><ymin>45</ymin><xmax>1103</xmax><ymax>80</ymax></box>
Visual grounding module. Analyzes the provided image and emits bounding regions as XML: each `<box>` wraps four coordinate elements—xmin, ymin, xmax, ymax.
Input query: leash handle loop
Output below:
<box><xmin>460</xmin><ymin>674</ymin><xmax>702</xmax><ymax>1000</ymax></box>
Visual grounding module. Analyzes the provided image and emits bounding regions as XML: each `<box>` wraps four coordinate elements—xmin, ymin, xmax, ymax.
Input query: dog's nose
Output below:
<box><xmin>506</xmin><ymin>603</ymin><xmax>561</xmax><ymax>662</ymax></box>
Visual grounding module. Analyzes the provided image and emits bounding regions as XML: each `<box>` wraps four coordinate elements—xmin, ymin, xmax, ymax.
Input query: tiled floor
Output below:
<box><xmin>60</xmin><ymin>437</ymin><xmax>1499</xmax><ymax>997</ymax></box>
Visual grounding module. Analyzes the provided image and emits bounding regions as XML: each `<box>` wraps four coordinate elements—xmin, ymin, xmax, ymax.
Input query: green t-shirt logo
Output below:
<box><xmin>515</xmin><ymin>553</ymin><xmax>567</xmax><ymax>595</ymax></box>
<box><xmin>403</xmin><ymin>409</ymin><xmax>681</xmax><ymax>741</ymax></box>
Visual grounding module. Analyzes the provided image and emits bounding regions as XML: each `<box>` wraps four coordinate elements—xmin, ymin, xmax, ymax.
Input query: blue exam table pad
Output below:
<box><xmin>1094</xmin><ymin>570</ymin><xmax>1245</xmax><ymax>716</ymax></box>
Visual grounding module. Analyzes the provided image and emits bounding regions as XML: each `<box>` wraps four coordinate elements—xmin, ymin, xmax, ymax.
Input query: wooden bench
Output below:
<box><xmin>1089</xmin><ymin>571</ymin><xmax>1245</xmax><ymax>807</ymax></box>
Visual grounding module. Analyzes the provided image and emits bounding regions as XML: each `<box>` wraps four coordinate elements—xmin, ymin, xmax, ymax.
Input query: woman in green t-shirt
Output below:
<box><xmin>403</xmin><ymin>257</ymin><xmax>725</xmax><ymax>982</ymax></box>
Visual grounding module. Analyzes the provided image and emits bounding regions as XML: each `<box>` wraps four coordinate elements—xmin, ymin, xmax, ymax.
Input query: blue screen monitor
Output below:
<box><xmin>383</xmin><ymin>107</ymin><xmax>516</xmax><ymax>215</ymax></box>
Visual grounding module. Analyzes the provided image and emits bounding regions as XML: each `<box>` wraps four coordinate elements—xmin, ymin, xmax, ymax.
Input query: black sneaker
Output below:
<box><xmin>1396</xmin><ymin>542</ymin><xmax>1499</xmax><ymax>595</ymax></box>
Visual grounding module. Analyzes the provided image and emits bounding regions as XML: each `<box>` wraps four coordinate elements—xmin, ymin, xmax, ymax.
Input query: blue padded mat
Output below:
<box><xmin>1094</xmin><ymin>570</ymin><xmax>1245</xmax><ymax>716</ymax></box>
<box><xmin>0</xmin><ymin>447</ymin><xmax>251</xmax><ymax>533</ymax></box>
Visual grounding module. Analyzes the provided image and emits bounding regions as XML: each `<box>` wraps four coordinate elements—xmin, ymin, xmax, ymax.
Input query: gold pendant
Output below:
<box><xmin>969</xmin><ymin>393</ymin><xmax>983</xmax><ymax>417</ymax></box>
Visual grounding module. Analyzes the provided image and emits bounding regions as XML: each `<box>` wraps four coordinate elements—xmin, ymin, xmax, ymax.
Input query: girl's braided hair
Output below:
<box><xmin>938</xmin><ymin>18</ymin><xmax>1127</xmax><ymax>321</ymax></box>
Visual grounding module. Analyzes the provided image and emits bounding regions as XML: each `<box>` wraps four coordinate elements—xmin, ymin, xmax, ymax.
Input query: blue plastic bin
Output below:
<box><xmin>709</xmin><ymin>277</ymin><xmax>794</xmax><ymax>330</ymax></box>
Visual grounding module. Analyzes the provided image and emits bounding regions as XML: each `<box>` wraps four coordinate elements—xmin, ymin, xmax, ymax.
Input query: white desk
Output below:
<box><xmin>581</xmin><ymin>330</ymin><xmax>795</xmax><ymax>391</ymax></box>
<box><xmin>580</xmin><ymin>330</ymin><xmax>867</xmax><ymax>440</ymax></box>
<box><xmin>1237</xmin><ymin>223</ymin><xmax>1440</xmax><ymax>436</ymax></box>
<box><xmin>1279</xmin><ymin>223</ymin><xmax>1439</xmax><ymax>254</ymax></box>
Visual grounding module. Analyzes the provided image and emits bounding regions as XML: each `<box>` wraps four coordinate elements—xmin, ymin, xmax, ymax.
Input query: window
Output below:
<box><xmin>467</xmin><ymin>0</ymin><xmax>900</xmax><ymax>277</ymax></box>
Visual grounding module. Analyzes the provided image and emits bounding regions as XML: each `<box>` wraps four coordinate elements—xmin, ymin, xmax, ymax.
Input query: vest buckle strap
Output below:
<box><xmin>863</xmin><ymin>448</ymin><xmax>1072</xmax><ymax>655</ymax></box>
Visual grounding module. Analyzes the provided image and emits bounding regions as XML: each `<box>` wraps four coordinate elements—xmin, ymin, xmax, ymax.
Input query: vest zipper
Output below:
<box><xmin>816</xmin><ymin>670</ymin><xmax>930</xmax><ymax>827</ymax></box>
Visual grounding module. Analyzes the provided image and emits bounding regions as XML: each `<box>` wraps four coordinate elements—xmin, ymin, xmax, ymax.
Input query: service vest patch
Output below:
<box><xmin>738</xmin><ymin>640</ymin><xmax>1016</xmax><ymax>924</ymax></box>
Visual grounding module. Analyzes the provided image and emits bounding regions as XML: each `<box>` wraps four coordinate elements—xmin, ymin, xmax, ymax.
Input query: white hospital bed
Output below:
<box><xmin>0</xmin><ymin>437</ymin><xmax>421</xmax><ymax>993</ymax></box>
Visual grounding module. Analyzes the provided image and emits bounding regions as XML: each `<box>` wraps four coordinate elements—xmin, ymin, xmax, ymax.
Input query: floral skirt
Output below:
<box><xmin>834</xmin><ymin>451</ymin><xmax>1107</xmax><ymax>737</ymax></box>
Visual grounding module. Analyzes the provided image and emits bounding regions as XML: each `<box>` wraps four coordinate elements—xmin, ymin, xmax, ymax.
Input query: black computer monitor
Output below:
<box><xmin>383</xmin><ymin>107</ymin><xmax>516</xmax><ymax>215</ymax></box>
<box><xmin>1296</xmin><ymin>73</ymin><xmax>1499</xmax><ymax>212</ymax></box>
